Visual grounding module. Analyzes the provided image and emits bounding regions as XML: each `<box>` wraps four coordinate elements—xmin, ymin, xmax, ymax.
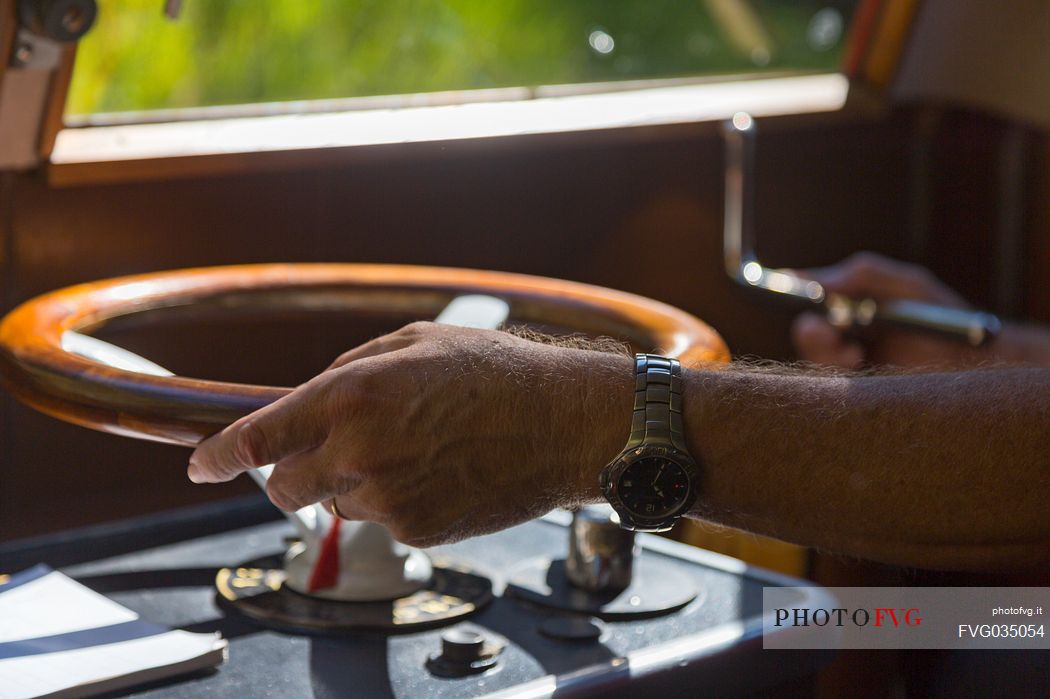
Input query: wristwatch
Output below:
<box><xmin>599</xmin><ymin>354</ymin><xmax>700</xmax><ymax>532</ymax></box>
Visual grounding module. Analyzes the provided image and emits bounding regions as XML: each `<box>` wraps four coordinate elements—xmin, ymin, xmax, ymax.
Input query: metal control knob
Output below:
<box><xmin>426</xmin><ymin>628</ymin><xmax>502</xmax><ymax>678</ymax></box>
<box><xmin>440</xmin><ymin>629</ymin><xmax>485</xmax><ymax>663</ymax></box>
<box><xmin>565</xmin><ymin>505</ymin><xmax>637</xmax><ymax>593</ymax></box>
<box><xmin>18</xmin><ymin>0</ymin><xmax>97</xmax><ymax>42</ymax></box>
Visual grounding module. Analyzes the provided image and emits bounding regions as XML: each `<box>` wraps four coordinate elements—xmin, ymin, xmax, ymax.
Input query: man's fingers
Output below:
<box><xmin>325</xmin><ymin>321</ymin><xmax>444</xmax><ymax>370</ymax></box>
<box><xmin>792</xmin><ymin>312</ymin><xmax>865</xmax><ymax>369</ymax></box>
<box><xmin>262</xmin><ymin>440</ymin><xmax>385</xmax><ymax>522</ymax></box>
<box><xmin>265</xmin><ymin>446</ymin><xmax>359</xmax><ymax>512</ymax></box>
<box><xmin>804</xmin><ymin>252</ymin><xmax>964</xmax><ymax>306</ymax></box>
<box><xmin>327</xmin><ymin>335</ymin><xmax>415</xmax><ymax>371</ymax></box>
<box><xmin>329</xmin><ymin>490</ymin><xmax>381</xmax><ymax>523</ymax></box>
<box><xmin>188</xmin><ymin>382</ymin><xmax>332</xmax><ymax>483</ymax></box>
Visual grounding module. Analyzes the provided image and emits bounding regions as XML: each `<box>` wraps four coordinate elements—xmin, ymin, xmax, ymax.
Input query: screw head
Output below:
<box><xmin>13</xmin><ymin>43</ymin><xmax>33</xmax><ymax>66</ymax></box>
<box><xmin>61</xmin><ymin>6</ymin><xmax>88</xmax><ymax>35</ymax></box>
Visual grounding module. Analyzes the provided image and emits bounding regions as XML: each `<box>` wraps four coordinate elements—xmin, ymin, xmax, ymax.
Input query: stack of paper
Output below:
<box><xmin>0</xmin><ymin>565</ymin><xmax>227</xmax><ymax>699</ymax></box>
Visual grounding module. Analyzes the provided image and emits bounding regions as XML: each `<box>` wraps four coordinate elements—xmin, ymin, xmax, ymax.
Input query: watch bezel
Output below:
<box><xmin>601</xmin><ymin>445</ymin><xmax>698</xmax><ymax>532</ymax></box>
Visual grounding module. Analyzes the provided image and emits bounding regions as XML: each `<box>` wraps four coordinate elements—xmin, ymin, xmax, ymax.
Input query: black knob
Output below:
<box><xmin>19</xmin><ymin>0</ymin><xmax>98</xmax><ymax>43</ymax></box>
<box><xmin>440</xmin><ymin>628</ymin><xmax>485</xmax><ymax>663</ymax></box>
<box><xmin>426</xmin><ymin>627</ymin><xmax>502</xmax><ymax>678</ymax></box>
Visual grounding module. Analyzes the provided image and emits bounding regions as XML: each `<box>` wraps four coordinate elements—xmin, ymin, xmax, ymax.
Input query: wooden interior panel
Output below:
<box><xmin>0</xmin><ymin>111</ymin><xmax>936</xmax><ymax>540</ymax></box>
<box><xmin>1029</xmin><ymin>139</ymin><xmax>1050</xmax><ymax>324</ymax></box>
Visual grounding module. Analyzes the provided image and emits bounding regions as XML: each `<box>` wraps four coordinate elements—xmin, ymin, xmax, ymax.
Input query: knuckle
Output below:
<box><xmin>265</xmin><ymin>479</ymin><xmax>299</xmax><ymax>512</ymax></box>
<box><xmin>325</xmin><ymin>467</ymin><xmax>360</xmax><ymax>501</ymax></box>
<box><xmin>846</xmin><ymin>251</ymin><xmax>882</xmax><ymax>277</ymax></box>
<box><xmin>325</xmin><ymin>370</ymin><xmax>370</xmax><ymax>413</ymax></box>
<box><xmin>909</xmin><ymin>265</ymin><xmax>939</xmax><ymax>287</ymax></box>
<box><xmin>234</xmin><ymin>420</ymin><xmax>270</xmax><ymax>467</ymax></box>
<box><xmin>401</xmin><ymin>320</ymin><xmax>437</xmax><ymax>336</ymax></box>
<box><xmin>387</xmin><ymin>522</ymin><xmax>425</xmax><ymax>547</ymax></box>
<box><xmin>399</xmin><ymin>321</ymin><xmax>424</xmax><ymax>335</ymax></box>
<box><xmin>331</xmin><ymin>350</ymin><xmax>354</xmax><ymax>367</ymax></box>
<box><xmin>207</xmin><ymin>458</ymin><xmax>239</xmax><ymax>483</ymax></box>
<box><xmin>330</xmin><ymin>466</ymin><xmax>356</xmax><ymax>493</ymax></box>
<box><xmin>849</xmin><ymin>250</ymin><xmax>882</xmax><ymax>267</ymax></box>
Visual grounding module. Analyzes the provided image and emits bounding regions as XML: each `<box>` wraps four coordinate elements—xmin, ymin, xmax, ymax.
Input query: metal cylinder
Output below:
<box><xmin>565</xmin><ymin>505</ymin><xmax>636</xmax><ymax>593</ymax></box>
<box><xmin>19</xmin><ymin>0</ymin><xmax>98</xmax><ymax>42</ymax></box>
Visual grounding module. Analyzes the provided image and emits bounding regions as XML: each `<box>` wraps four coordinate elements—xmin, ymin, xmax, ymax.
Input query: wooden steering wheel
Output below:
<box><xmin>0</xmin><ymin>264</ymin><xmax>728</xmax><ymax>446</ymax></box>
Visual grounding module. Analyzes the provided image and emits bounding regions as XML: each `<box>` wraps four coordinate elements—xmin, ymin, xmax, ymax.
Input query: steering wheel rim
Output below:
<box><xmin>0</xmin><ymin>264</ymin><xmax>729</xmax><ymax>446</ymax></box>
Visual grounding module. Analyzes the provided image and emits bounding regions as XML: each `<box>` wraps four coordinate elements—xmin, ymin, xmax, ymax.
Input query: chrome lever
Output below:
<box><xmin>722</xmin><ymin>112</ymin><xmax>1001</xmax><ymax>347</ymax></box>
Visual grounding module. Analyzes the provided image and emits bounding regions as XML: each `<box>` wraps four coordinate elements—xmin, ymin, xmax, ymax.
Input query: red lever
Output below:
<box><xmin>307</xmin><ymin>516</ymin><xmax>342</xmax><ymax>592</ymax></box>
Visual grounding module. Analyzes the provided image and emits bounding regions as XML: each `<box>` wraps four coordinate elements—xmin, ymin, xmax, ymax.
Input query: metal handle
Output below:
<box><xmin>722</xmin><ymin>112</ymin><xmax>1002</xmax><ymax>348</ymax></box>
<box><xmin>826</xmin><ymin>294</ymin><xmax>1002</xmax><ymax>347</ymax></box>
<box><xmin>565</xmin><ymin>505</ymin><xmax>636</xmax><ymax>593</ymax></box>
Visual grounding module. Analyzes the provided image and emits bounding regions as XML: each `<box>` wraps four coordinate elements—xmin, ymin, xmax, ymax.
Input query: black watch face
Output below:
<box><xmin>617</xmin><ymin>457</ymin><xmax>691</xmax><ymax>520</ymax></box>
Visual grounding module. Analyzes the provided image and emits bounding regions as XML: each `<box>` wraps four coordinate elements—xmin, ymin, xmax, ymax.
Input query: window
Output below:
<box><xmin>67</xmin><ymin>0</ymin><xmax>858</xmax><ymax>119</ymax></box>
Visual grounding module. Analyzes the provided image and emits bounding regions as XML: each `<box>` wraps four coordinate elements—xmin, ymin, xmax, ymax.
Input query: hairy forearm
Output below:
<box><xmin>665</xmin><ymin>365</ymin><xmax>1050</xmax><ymax>571</ymax></box>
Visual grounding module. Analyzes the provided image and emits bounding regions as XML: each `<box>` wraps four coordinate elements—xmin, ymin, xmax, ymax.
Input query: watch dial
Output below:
<box><xmin>617</xmin><ymin>457</ymin><xmax>690</xmax><ymax>519</ymax></box>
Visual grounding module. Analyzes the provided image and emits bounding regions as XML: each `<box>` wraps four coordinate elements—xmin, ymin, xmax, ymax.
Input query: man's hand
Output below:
<box><xmin>791</xmin><ymin>252</ymin><xmax>991</xmax><ymax>369</ymax></box>
<box><xmin>187</xmin><ymin>322</ymin><xmax>632</xmax><ymax>546</ymax></box>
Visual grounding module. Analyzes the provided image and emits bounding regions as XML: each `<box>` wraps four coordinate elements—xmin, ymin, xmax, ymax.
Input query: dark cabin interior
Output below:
<box><xmin>1</xmin><ymin>1</ymin><xmax>1047</xmax><ymax>697</ymax></box>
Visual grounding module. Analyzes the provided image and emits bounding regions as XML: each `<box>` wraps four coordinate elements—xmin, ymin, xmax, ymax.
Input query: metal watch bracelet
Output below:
<box><xmin>626</xmin><ymin>354</ymin><xmax>687</xmax><ymax>451</ymax></box>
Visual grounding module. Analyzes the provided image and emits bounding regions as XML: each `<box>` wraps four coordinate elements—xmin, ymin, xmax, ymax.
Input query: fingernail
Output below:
<box><xmin>187</xmin><ymin>461</ymin><xmax>203</xmax><ymax>483</ymax></box>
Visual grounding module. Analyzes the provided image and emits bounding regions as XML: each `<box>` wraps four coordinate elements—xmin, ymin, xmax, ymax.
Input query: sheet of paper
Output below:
<box><xmin>0</xmin><ymin>631</ymin><xmax>226</xmax><ymax>699</ymax></box>
<box><xmin>0</xmin><ymin>568</ymin><xmax>137</xmax><ymax>643</ymax></box>
<box><xmin>0</xmin><ymin>565</ymin><xmax>226</xmax><ymax>699</ymax></box>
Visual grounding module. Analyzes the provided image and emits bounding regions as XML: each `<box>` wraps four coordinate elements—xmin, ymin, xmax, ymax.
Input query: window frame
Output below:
<box><xmin>48</xmin><ymin>72</ymin><xmax>850</xmax><ymax>187</ymax></box>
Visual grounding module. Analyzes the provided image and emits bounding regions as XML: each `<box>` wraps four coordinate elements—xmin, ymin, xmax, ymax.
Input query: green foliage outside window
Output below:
<box><xmin>67</xmin><ymin>0</ymin><xmax>856</xmax><ymax>116</ymax></box>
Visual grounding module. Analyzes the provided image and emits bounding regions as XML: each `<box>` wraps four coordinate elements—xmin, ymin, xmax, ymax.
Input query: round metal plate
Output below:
<box><xmin>505</xmin><ymin>556</ymin><xmax>699</xmax><ymax>621</ymax></box>
<box><xmin>216</xmin><ymin>555</ymin><xmax>493</xmax><ymax>635</ymax></box>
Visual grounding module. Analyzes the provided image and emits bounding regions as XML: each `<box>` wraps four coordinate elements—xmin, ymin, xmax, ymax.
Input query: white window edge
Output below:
<box><xmin>51</xmin><ymin>73</ymin><xmax>849</xmax><ymax>166</ymax></box>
